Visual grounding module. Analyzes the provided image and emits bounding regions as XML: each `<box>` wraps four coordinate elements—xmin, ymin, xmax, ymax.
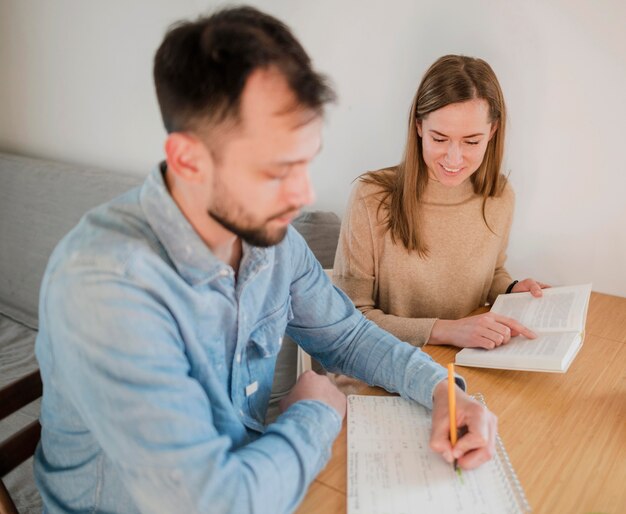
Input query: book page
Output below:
<box><xmin>491</xmin><ymin>284</ymin><xmax>591</xmax><ymax>332</ymax></box>
<box><xmin>347</xmin><ymin>395</ymin><xmax>527</xmax><ymax>514</ymax></box>
<box><xmin>456</xmin><ymin>332</ymin><xmax>582</xmax><ymax>372</ymax></box>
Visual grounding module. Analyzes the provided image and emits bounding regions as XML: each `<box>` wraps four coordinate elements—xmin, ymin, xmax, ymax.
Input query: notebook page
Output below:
<box><xmin>347</xmin><ymin>395</ymin><xmax>526</xmax><ymax>514</ymax></box>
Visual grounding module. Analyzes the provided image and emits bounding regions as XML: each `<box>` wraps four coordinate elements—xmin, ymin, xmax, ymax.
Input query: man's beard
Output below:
<box><xmin>209</xmin><ymin>206</ymin><xmax>297</xmax><ymax>247</ymax></box>
<box><xmin>208</xmin><ymin>172</ymin><xmax>298</xmax><ymax>247</ymax></box>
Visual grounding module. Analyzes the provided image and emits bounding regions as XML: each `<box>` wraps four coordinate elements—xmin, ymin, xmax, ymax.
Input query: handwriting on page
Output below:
<box><xmin>347</xmin><ymin>396</ymin><xmax>519</xmax><ymax>514</ymax></box>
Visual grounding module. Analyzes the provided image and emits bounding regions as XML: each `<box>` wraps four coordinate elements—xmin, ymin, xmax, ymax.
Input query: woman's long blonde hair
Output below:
<box><xmin>362</xmin><ymin>55</ymin><xmax>507</xmax><ymax>256</ymax></box>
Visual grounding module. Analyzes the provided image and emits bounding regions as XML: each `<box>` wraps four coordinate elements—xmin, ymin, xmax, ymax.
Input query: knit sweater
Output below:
<box><xmin>333</xmin><ymin>171</ymin><xmax>514</xmax><ymax>347</ymax></box>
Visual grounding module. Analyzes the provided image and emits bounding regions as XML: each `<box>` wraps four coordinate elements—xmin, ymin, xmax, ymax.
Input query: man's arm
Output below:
<box><xmin>287</xmin><ymin>231</ymin><xmax>455</xmax><ymax>408</ymax></box>
<box><xmin>41</xmin><ymin>266</ymin><xmax>341</xmax><ymax>514</ymax></box>
<box><xmin>286</xmin><ymin>230</ymin><xmax>497</xmax><ymax>467</ymax></box>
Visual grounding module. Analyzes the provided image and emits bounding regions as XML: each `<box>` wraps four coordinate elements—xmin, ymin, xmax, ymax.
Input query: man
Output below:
<box><xmin>34</xmin><ymin>6</ymin><xmax>496</xmax><ymax>513</ymax></box>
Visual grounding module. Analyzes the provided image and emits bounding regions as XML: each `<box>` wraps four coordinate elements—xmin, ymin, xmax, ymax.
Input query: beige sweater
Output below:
<box><xmin>333</xmin><ymin>173</ymin><xmax>514</xmax><ymax>346</ymax></box>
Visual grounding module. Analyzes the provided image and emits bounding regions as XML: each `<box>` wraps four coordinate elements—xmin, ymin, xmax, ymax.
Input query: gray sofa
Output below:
<box><xmin>0</xmin><ymin>152</ymin><xmax>341</xmax><ymax>512</ymax></box>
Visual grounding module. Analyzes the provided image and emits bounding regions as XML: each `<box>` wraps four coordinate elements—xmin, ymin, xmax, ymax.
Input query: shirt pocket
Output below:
<box><xmin>246</xmin><ymin>298</ymin><xmax>294</xmax><ymax>423</ymax></box>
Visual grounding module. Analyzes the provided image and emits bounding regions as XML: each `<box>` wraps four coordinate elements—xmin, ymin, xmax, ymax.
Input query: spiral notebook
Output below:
<box><xmin>347</xmin><ymin>394</ymin><xmax>530</xmax><ymax>514</ymax></box>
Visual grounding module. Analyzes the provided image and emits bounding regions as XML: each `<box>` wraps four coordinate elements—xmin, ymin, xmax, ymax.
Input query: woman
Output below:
<box><xmin>333</xmin><ymin>55</ymin><xmax>548</xmax><ymax>349</ymax></box>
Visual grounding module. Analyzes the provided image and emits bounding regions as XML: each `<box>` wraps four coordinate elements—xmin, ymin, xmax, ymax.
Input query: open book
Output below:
<box><xmin>455</xmin><ymin>283</ymin><xmax>592</xmax><ymax>372</ymax></box>
<box><xmin>347</xmin><ymin>394</ymin><xmax>530</xmax><ymax>514</ymax></box>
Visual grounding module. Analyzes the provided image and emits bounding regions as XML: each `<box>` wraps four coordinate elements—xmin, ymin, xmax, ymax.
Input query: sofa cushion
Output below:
<box><xmin>292</xmin><ymin>210</ymin><xmax>341</xmax><ymax>268</ymax></box>
<box><xmin>0</xmin><ymin>153</ymin><xmax>142</xmax><ymax>329</ymax></box>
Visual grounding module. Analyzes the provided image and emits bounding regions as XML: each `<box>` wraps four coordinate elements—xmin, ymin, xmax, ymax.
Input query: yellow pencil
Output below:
<box><xmin>447</xmin><ymin>363</ymin><xmax>458</xmax><ymax>471</ymax></box>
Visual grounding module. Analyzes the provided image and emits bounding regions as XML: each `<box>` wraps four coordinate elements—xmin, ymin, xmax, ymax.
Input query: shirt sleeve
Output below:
<box><xmin>287</xmin><ymin>227</ymin><xmax>462</xmax><ymax>410</ymax></box>
<box><xmin>332</xmin><ymin>181</ymin><xmax>437</xmax><ymax>346</ymax></box>
<box><xmin>41</xmin><ymin>264</ymin><xmax>341</xmax><ymax>514</ymax></box>
<box><xmin>487</xmin><ymin>184</ymin><xmax>515</xmax><ymax>304</ymax></box>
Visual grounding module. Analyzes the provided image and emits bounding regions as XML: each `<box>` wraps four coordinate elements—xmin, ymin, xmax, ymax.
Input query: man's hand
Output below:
<box><xmin>511</xmin><ymin>278</ymin><xmax>550</xmax><ymax>297</ymax></box>
<box><xmin>430</xmin><ymin>312</ymin><xmax>537</xmax><ymax>349</ymax></box>
<box><xmin>430</xmin><ymin>380</ymin><xmax>497</xmax><ymax>470</ymax></box>
<box><xmin>279</xmin><ymin>370</ymin><xmax>347</xmax><ymax>419</ymax></box>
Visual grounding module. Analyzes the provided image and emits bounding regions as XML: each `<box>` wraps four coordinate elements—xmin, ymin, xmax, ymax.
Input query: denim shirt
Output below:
<box><xmin>34</xmin><ymin>164</ymin><xmax>458</xmax><ymax>514</ymax></box>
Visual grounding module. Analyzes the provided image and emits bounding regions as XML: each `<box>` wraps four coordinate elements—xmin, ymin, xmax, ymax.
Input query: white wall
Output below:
<box><xmin>1</xmin><ymin>0</ymin><xmax>625</xmax><ymax>297</ymax></box>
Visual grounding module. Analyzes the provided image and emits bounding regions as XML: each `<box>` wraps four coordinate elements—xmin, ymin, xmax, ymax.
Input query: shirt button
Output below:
<box><xmin>236</xmin><ymin>353</ymin><xmax>241</xmax><ymax>363</ymax></box>
<box><xmin>220</xmin><ymin>269</ymin><xmax>229</xmax><ymax>277</ymax></box>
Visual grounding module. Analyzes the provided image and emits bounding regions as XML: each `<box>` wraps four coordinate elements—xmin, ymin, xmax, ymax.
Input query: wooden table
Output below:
<box><xmin>296</xmin><ymin>292</ymin><xmax>626</xmax><ymax>514</ymax></box>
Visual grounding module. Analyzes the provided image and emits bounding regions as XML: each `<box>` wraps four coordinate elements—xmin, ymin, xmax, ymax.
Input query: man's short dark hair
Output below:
<box><xmin>153</xmin><ymin>6</ymin><xmax>336</xmax><ymax>134</ymax></box>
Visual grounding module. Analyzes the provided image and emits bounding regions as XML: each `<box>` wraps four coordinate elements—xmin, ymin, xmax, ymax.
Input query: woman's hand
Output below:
<box><xmin>429</xmin><ymin>313</ymin><xmax>537</xmax><ymax>349</ymax></box>
<box><xmin>430</xmin><ymin>380</ymin><xmax>498</xmax><ymax>470</ymax></box>
<box><xmin>511</xmin><ymin>278</ymin><xmax>550</xmax><ymax>297</ymax></box>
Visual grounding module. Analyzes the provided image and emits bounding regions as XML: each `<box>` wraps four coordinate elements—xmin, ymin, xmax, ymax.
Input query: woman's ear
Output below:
<box><xmin>164</xmin><ymin>133</ymin><xmax>213</xmax><ymax>184</ymax></box>
<box><xmin>488</xmin><ymin>121</ymin><xmax>499</xmax><ymax>140</ymax></box>
<box><xmin>416</xmin><ymin>119</ymin><xmax>423</xmax><ymax>138</ymax></box>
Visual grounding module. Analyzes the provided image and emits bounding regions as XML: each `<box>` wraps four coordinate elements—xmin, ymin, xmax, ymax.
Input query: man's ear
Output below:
<box><xmin>164</xmin><ymin>133</ymin><xmax>212</xmax><ymax>184</ymax></box>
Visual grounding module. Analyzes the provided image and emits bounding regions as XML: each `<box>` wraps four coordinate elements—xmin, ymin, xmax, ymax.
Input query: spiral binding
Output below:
<box><xmin>472</xmin><ymin>393</ymin><xmax>532</xmax><ymax>513</ymax></box>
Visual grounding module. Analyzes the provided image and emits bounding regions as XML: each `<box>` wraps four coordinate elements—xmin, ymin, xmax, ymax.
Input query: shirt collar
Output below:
<box><xmin>140</xmin><ymin>163</ymin><xmax>270</xmax><ymax>286</ymax></box>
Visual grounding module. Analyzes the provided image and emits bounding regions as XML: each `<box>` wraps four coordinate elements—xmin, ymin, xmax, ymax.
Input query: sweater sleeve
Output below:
<box><xmin>333</xmin><ymin>181</ymin><xmax>436</xmax><ymax>347</ymax></box>
<box><xmin>487</xmin><ymin>183</ymin><xmax>515</xmax><ymax>304</ymax></box>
